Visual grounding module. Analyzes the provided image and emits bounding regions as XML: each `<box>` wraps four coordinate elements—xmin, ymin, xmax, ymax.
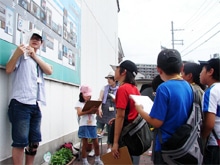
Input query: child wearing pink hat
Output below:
<box><xmin>75</xmin><ymin>85</ymin><xmax>104</xmax><ymax>165</ymax></box>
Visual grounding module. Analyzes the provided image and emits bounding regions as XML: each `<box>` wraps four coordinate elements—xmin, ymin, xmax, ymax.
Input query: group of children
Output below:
<box><xmin>75</xmin><ymin>48</ymin><xmax>220</xmax><ymax>165</ymax></box>
<box><xmin>137</xmin><ymin>50</ymin><xmax>219</xmax><ymax>165</ymax></box>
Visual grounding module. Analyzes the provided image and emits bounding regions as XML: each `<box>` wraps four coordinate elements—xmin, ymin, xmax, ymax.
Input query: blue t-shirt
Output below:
<box><xmin>150</xmin><ymin>79</ymin><xmax>193</xmax><ymax>151</ymax></box>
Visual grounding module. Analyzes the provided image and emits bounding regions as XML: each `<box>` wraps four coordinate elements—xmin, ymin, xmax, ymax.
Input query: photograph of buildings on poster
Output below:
<box><xmin>0</xmin><ymin>0</ymin><xmax>81</xmax><ymax>84</ymax></box>
<box><xmin>0</xmin><ymin>2</ymin><xmax>6</xmax><ymax>30</ymax></box>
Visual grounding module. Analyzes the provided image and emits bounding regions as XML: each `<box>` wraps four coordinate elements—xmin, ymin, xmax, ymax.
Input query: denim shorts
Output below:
<box><xmin>8</xmin><ymin>99</ymin><xmax>42</xmax><ymax>147</ymax></box>
<box><xmin>78</xmin><ymin>126</ymin><xmax>97</xmax><ymax>139</ymax></box>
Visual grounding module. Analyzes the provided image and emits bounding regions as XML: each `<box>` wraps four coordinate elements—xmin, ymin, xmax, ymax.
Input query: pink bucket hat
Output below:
<box><xmin>80</xmin><ymin>85</ymin><xmax>92</xmax><ymax>96</ymax></box>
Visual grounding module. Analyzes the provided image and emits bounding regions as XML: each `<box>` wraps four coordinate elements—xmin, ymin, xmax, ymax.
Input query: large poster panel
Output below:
<box><xmin>0</xmin><ymin>0</ymin><xmax>81</xmax><ymax>85</ymax></box>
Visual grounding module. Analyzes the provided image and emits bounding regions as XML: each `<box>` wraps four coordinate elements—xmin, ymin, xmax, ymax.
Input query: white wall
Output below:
<box><xmin>40</xmin><ymin>81</ymin><xmax>79</xmax><ymax>143</ymax></box>
<box><xmin>0</xmin><ymin>0</ymin><xmax>118</xmax><ymax>162</ymax></box>
<box><xmin>0</xmin><ymin>69</ymin><xmax>11</xmax><ymax>160</ymax></box>
<box><xmin>80</xmin><ymin>0</ymin><xmax>118</xmax><ymax>97</ymax></box>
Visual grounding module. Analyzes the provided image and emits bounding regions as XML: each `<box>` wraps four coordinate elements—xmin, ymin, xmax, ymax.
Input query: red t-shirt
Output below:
<box><xmin>115</xmin><ymin>83</ymin><xmax>140</xmax><ymax>123</ymax></box>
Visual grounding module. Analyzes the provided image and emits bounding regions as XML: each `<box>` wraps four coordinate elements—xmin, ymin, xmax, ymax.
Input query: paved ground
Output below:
<box><xmin>71</xmin><ymin>135</ymin><xmax>153</xmax><ymax>165</ymax></box>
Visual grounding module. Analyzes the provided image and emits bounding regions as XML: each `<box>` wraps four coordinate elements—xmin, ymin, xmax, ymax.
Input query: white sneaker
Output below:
<box><xmin>82</xmin><ymin>161</ymin><xmax>91</xmax><ymax>165</ymax></box>
<box><xmin>94</xmin><ymin>160</ymin><xmax>104</xmax><ymax>165</ymax></box>
<box><xmin>106</xmin><ymin>148</ymin><xmax>111</xmax><ymax>153</ymax></box>
<box><xmin>73</xmin><ymin>142</ymin><xmax>81</xmax><ymax>151</ymax></box>
<box><xmin>88</xmin><ymin>149</ymin><xmax>95</xmax><ymax>157</ymax></box>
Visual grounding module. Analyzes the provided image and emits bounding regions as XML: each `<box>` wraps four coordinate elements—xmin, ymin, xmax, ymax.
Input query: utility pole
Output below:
<box><xmin>171</xmin><ymin>21</ymin><xmax>184</xmax><ymax>49</ymax></box>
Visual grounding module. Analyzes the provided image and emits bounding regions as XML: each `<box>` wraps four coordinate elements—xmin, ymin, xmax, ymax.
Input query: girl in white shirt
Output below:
<box><xmin>75</xmin><ymin>85</ymin><xmax>103</xmax><ymax>165</ymax></box>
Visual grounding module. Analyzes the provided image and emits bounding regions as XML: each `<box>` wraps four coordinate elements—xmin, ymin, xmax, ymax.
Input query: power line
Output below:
<box><xmin>182</xmin><ymin>30</ymin><xmax>220</xmax><ymax>57</ymax></box>
<box><xmin>175</xmin><ymin>0</ymin><xmax>219</xmax><ymax>45</ymax></box>
<box><xmin>181</xmin><ymin>22</ymin><xmax>220</xmax><ymax>53</ymax></box>
<box><xmin>180</xmin><ymin>0</ymin><xmax>208</xmax><ymax>28</ymax></box>
<box><xmin>183</xmin><ymin>0</ymin><xmax>217</xmax><ymax>29</ymax></box>
<box><xmin>181</xmin><ymin>0</ymin><xmax>218</xmax><ymax>40</ymax></box>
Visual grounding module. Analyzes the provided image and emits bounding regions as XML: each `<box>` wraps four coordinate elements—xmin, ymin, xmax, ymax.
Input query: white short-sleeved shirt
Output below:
<box><xmin>202</xmin><ymin>82</ymin><xmax>220</xmax><ymax>146</ymax></box>
<box><xmin>75</xmin><ymin>101</ymin><xmax>97</xmax><ymax>126</ymax></box>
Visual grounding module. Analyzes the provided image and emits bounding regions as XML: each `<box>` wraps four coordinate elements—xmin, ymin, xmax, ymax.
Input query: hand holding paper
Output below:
<box><xmin>130</xmin><ymin>95</ymin><xmax>153</xmax><ymax>114</ymax></box>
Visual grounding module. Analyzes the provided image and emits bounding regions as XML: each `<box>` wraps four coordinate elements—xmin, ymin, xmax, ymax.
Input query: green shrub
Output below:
<box><xmin>50</xmin><ymin>148</ymin><xmax>74</xmax><ymax>165</ymax></box>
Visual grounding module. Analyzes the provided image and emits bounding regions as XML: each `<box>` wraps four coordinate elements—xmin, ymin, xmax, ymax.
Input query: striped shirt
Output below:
<box><xmin>9</xmin><ymin>54</ymin><xmax>46</xmax><ymax>105</ymax></box>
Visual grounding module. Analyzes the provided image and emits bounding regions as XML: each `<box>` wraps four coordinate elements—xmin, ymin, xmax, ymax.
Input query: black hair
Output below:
<box><xmin>184</xmin><ymin>62</ymin><xmax>206</xmax><ymax>90</ymax></box>
<box><xmin>151</xmin><ymin>75</ymin><xmax>164</xmax><ymax>92</ymax></box>
<box><xmin>119</xmin><ymin>67</ymin><xmax>136</xmax><ymax>85</ymax></box>
<box><xmin>204</xmin><ymin>65</ymin><xmax>220</xmax><ymax>81</ymax></box>
<box><xmin>79</xmin><ymin>93</ymin><xmax>85</xmax><ymax>102</ymax></box>
<box><xmin>31</xmin><ymin>34</ymin><xmax>43</xmax><ymax>43</ymax></box>
<box><xmin>161</xmin><ymin>63</ymin><xmax>182</xmax><ymax>75</ymax></box>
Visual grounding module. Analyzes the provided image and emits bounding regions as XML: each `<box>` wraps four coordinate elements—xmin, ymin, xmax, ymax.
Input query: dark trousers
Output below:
<box><xmin>153</xmin><ymin>151</ymin><xmax>167</xmax><ymax>165</ymax></box>
<box><xmin>203</xmin><ymin>146</ymin><xmax>220</xmax><ymax>165</ymax></box>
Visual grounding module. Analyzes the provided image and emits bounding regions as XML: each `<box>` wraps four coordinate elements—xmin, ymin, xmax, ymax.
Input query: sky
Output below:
<box><xmin>118</xmin><ymin>0</ymin><xmax>220</xmax><ymax>64</ymax></box>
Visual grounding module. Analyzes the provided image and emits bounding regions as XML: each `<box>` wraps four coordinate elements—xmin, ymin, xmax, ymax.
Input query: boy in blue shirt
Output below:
<box><xmin>136</xmin><ymin>49</ymin><xmax>193</xmax><ymax>164</ymax></box>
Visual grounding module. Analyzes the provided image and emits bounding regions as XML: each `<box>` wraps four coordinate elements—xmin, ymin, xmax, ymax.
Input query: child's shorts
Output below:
<box><xmin>78</xmin><ymin>126</ymin><xmax>97</xmax><ymax>139</ymax></box>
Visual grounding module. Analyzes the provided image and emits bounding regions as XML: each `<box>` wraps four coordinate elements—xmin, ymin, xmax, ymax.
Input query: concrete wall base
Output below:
<box><xmin>0</xmin><ymin>131</ymin><xmax>79</xmax><ymax>165</ymax></box>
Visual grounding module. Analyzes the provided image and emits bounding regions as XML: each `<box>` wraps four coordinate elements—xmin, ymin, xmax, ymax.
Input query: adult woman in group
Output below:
<box><xmin>96</xmin><ymin>71</ymin><xmax>118</xmax><ymax>153</ymax></box>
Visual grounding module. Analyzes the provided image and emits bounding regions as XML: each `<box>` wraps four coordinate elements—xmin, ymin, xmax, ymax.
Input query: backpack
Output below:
<box><xmin>109</xmin><ymin>100</ymin><xmax>153</xmax><ymax>156</ymax></box>
<box><xmin>158</xmin><ymin>85</ymin><xmax>203</xmax><ymax>164</ymax></box>
<box><xmin>121</xmin><ymin>115</ymin><xmax>153</xmax><ymax>156</ymax></box>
